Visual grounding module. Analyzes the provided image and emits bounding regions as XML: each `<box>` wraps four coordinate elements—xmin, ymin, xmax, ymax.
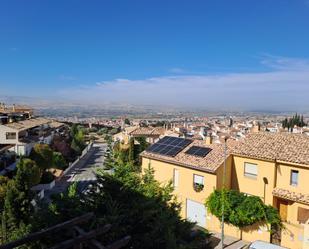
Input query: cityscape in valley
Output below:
<box><xmin>1</xmin><ymin>1</ymin><xmax>309</xmax><ymax>249</ymax></box>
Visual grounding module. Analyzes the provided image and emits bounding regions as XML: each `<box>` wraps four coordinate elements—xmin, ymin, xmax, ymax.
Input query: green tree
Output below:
<box><xmin>135</xmin><ymin>136</ymin><xmax>150</xmax><ymax>155</ymax></box>
<box><xmin>0</xmin><ymin>159</ymin><xmax>40</xmax><ymax>243</ymax></box>
<box><xmin>3</xmin><ymin>168</ymin><xmax>35</xmax><ymax>240</ymax></box>
<box><xmin>104</xmin><ymin>140</ymin><xmax>116</xmax><ymax>170</ymax></box>
<box><xmin>81</xmin><ymin>164</ymin><xmax>199</xmax><ymax>249</ymax></box>
<box><xmin>0</xmin><ymin>176</ymin><xmax>10</xmax><ymax>211</ymax></box>
<box><xmin>70</xmin><ymin>125</ymin><xmax>86</xmax><ymax>156</ymax></box>
<box><xmin>128</xmin><ymin>138</ymin><xmax>135</xmax><ymax>164</ymax></box>
<box><xmin>70</xmin><ymin>124</ymin><xmax>79</xmax><ymax>138</ymax></box>
<box><xmin>34</xmin><ymin>154</ymin><xmax>208</xmax><ymax>248</ymax></box>
<box><xmin>124</xmin><ymin>118</ymin><xmax>130</xmax><ymax>125</ymax></box>
<box><xmin>29</xmin><ymin>144</ymin><xmax>54</xmax><ymax>170</ymax></box>
<box><xmin>71</xmin><ymin>138</ymin><xmax>82</xmax><ymax>155</ymax></box>
<box><xmin>15</xmin><ymin>158</ymin><xmax>41</xmax><ymax>187</ymax></box>
<box><xmin>52</xmin><ymin>152</ymin><xmax>67</xmax><ymax>170</ymax></box>
<box><xmin>282</xmin><ymin>113</ymin><xmax>306</xmax><ymax>129</ymax></box>
<box><xmin>110</xmin><ymin>128</ymin><xmax>119</xmax><ymax>135</ymax></box>
<box><xmin>97</xmin><ymin>127</ymin><xmax>108</xmax><ymax>136</ymax></box>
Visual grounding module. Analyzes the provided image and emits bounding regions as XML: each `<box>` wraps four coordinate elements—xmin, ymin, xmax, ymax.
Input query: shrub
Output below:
<box><xmin>40</xmin><ymin>171</ymin><xmax>55</xmax><ymax>184</ymax></box>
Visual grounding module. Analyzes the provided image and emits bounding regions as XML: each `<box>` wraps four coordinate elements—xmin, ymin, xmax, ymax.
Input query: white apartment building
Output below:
<box><xmin>0</xmin><ymin>117</ymin><xmax>64</xmax><ymax>156</ymax></box>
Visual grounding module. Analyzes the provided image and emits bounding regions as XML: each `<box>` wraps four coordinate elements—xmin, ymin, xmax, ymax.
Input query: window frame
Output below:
<box><xmin>173</xmin><ymin>169</ymin><xmax>179</xmax><ymax>188</ymax></box>
<box><xmin>244</xmin><ymin>162</ymin><xmax>258</xmax><ymax>178</ymax></box>
<box><xmin>193</xmin><ymin>174</ymin><xmax>204</xmax><ymax>185</ymax></box>
<box><xmin>193</xmin><ymin>174</ymin><xmax>204</xmax><ymax>192</ymax></box>
<box><xmin>290</xmin><ymin>170</ymin><xmax>299</xmax><ymax>186</ymax></box>
<box><xmin>5</xmin><ymin>132</ymin><xmax>16</xmax><ymax>140</ymax></box>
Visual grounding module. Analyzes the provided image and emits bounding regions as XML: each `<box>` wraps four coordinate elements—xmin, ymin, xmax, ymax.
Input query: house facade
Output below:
<box><xmin>0</xmin><ymin>117</ymin><xmax>64</xmax><ymax>156</ymax></box>
<box><xmin>141</xmin><ymin>133</ymin><xmax>309</xmax><ymax>249</ymax></box>
<box><xmin>113</xmin><ymin>126</ymin><xmax>167</xmax><ymax>144</ymax></box>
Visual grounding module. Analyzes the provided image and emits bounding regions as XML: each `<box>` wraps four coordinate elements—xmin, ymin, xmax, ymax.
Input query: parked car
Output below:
<box><xmin>248</xmin><ymin>240</ymin><xmax>289</xmax><ymax>249</ymax></box>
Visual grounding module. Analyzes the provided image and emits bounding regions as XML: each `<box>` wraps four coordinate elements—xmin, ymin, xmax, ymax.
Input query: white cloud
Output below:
<box><xmin>57</xmin><ymin>56</ymin><xmax>309</xmax><ymax>111</ymax></box>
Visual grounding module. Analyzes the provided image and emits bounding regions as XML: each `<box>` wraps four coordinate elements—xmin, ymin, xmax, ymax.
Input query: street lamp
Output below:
<box><xmin>263</xmin><ymin>177</ymin><xmax>268</xmax><ymax>203</ymax></box>
<box><xmin>221</xmin><ymin>136</ymin><xmax>228</xmax><ymax>249</ymax></box>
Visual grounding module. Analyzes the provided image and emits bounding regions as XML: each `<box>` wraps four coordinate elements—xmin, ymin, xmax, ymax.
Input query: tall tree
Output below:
<box><xmin>0</xmin><ymin>176</ymin><xmax>9</xmax><ymax>211</ymax></box>
<box><xmin>29</xmin><ymin>144</ymin><xmax>54</xmax><ymax>170</ymax></box>
<box><xmin>52</xmin><ymin>152</ymin><xmax>67</xmax><ymax>169</ymax></box>
<box><xmin>70</xmin><ymin>125</ymin><xmax>86</xmax><ymax>156</ymax></box>
<box><xmin>15</xmin><ymin>159</ymin><xmax>41</xmax><ymax>188</ymax></box>
<box><xmin>2</xmin><ymin>159</ymin><xmax>39</xmax><ymax>241</ymax></box>
<box><xmin>128</xmin><ymin>138</ymin><xmax>135</xmax><ymax>164</ymax></box>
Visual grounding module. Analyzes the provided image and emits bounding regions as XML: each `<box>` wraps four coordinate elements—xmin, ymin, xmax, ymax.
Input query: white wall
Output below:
<box><xmin>0</xmin><ymin>125</ymin><xmax>19</xmax><ymax>144</ymax></box>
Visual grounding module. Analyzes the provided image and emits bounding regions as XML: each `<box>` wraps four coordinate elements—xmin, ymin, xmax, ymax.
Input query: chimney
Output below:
<box><xmin>205</xmin><ymin>135</ymin><xmax>213</xmax><ymax>145</ymax></box>
<box><xmin>12</xmin><ymin>104</ymin><xmax>16</xmax><ymax>112</ymax></box>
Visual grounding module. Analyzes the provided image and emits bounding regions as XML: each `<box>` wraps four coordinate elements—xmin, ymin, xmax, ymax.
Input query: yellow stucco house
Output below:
<box><xmin>140</xmin><ymin>133</ymin><xmax>309</xmax><ymax>249</ymax></box>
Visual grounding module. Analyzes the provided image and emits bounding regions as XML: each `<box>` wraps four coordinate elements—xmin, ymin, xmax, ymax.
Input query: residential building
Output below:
<box><xmin>113</xmin><ymin>126</ymin><xmax>167</xmax><ymax>144</ymax></box>
<box><xmin>141</xmin><ymin>133</ymin><xmax>309</xmax><ymax>249</ymax></box>
<box><xmin>0</xmin><ymin>117</ymin><xmax>65</xmax><ymax>156</ymax></box>
<box><xmin>233</xmin><ymin>133</ymin><xmax>309</xmax><ymax>249</ymax></box>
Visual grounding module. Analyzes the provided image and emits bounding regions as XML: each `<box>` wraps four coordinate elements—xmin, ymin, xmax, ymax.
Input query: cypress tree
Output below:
<box><xmin>128</xmin><ymin>138</ymin><xmax>135</xmax><ymax>163</ymax></box>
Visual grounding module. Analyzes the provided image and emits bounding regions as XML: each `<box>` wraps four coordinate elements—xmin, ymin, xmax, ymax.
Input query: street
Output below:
<box><xmin>70</xmin><ymin>143</ymin><xmax>107</xmax><ymax>192</ymax></box>
<box><xmin>45</xmin><ymin>142</ymin><xmax>107</xmax><ymax>198</ymax></box>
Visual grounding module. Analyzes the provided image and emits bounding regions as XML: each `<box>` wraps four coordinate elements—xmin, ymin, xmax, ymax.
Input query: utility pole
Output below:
<box><xmin>221</xmin><ymin>137</ymin><xmax>228</xmax><ymax>249</ymax></box>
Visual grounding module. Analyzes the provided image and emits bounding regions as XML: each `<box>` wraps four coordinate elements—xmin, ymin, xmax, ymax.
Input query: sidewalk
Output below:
<box><xmin>209</xmin><ymin>232</ymin><xmax>249</xmax><ymax>249</ymax></box>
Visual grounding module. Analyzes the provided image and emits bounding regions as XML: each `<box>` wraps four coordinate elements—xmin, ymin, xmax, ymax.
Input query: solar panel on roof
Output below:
<box><xmin>148</xmin><ymin>143</ymin><xmax>159</xmax><ymax>150</ymax></box>
<box><xmin>186</xmin><ymin>146</ymin><xmax>199</xmax><ymax>154</ymax></box>
<box><xmin>185</xmin><ymin>146</ymin><xmax>212</xmax><ymax>157</ymax></box>
<box><xmin>170</xmin><ymin>138</ymin><xmax>183</xmax><ymax>146</ymax></box>
<box><xmin>146</xmin><ymin>136</ymin><xmax>193</xmax><ymax>157</ymax></box>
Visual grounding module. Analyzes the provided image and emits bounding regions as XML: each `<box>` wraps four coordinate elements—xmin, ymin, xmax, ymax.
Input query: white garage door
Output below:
<box><xmin>186</xmin><ymin>199</ymin><xmax>206</xmax><ymax>227</ymax></box>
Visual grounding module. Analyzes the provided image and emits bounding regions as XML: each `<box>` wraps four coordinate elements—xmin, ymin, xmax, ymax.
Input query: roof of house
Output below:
<box><xmin>141</xmin><ymin>137</ymin><xmax>237</xmax><ymax>173</ymax></box>
<box><xmin>0</xmin><ymin>105</ymin><xmax>33</xmax><ymax>114</ymax></box>
<box><xmin>0</xmin><ymin>144</ymin><xmax>14</xmax><ymax>152</ymax></box>
<box><xmin>129</xmin><ymin>127</ymin><xmax>165</xmax><ymax>136</ymax></box>
<box><xmin>49</xmin><ymin>121</ymin><xmax>65</xmax><ymax>129</ymax></box>
<box><xmin>3</xmin><ymin>117</ymin><xmax>51</xmax><ymax>131</ymax></box>
<box><xmin>233</xmin><ymin>132</ymin><xmax>309</xmax><ymax>166</ymax></box>
<box><xmin>163</xmin><ymin>130</ymin><xmax>180</xmax><ymax>137</ymax></box>
<box><xmin>124</xmin><ymin>126</ymin><xmax>139</xmax><ymax>133</ymax></box>
<box><xmin>273</xmin><ymin>188</ymin><xmax>309</xmax><ymax>205</ymax></box>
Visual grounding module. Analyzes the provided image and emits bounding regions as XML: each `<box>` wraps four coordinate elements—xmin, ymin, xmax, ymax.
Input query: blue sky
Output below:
<box><xmin>1</xmin><ymin>0</ymin><xmax>309</xmax><ymax>110</ymax></box>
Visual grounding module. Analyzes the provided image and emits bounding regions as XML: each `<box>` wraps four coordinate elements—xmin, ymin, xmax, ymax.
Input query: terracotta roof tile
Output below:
<box><xmin>273</xmin><ymin>188</ymin><xmax>309</xmax><ymax>205</ymax></box>
<box><xmin>141</xmin><ymin>138</ymin><xmax>238</xmax><ymax>173</ymax></box>
<box><xmin>130</xmin><ymin>127</ymin><xmax>165</xmax><ymax>136</ymax></box>
<box><xmin>233</xmin><ymin>132</ymin><xmax>309</xmax><ymax>166</ymax></box>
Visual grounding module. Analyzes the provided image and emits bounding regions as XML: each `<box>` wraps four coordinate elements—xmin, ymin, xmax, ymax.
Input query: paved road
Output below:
<box><xmin>45</xmin><ymin>143</ymin><xmax>107</xmax><ymax>198</ymax></box>
<box><xmin>70</xmin><ymin>143</ymin><xmax>107</xmax><ymax>192</ymax></box>
<box><xmin>210</xmin><ymin>233</ymin><xmax>249</xmax><ymax>249</ymax></box>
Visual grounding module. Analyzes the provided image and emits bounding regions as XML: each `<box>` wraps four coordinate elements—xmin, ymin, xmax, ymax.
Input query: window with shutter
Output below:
<box><xmin>244</xmin><ymin>162</ymin><xmax>257</xmax><ymax>178</ymax></box>
<box><xmin>173</xmin><ymin>169</ymin><xmax>179</xmax><ymax>188</ymax></box>
<box><xmin>290</xmin><ymin>170</ymin><xmax>299</xmax><ymax>186</ymax></box>
<box><xmin>297</xmin><ymin>207</ymin><xmax>309</xmax><ymax>224</ymax></box>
